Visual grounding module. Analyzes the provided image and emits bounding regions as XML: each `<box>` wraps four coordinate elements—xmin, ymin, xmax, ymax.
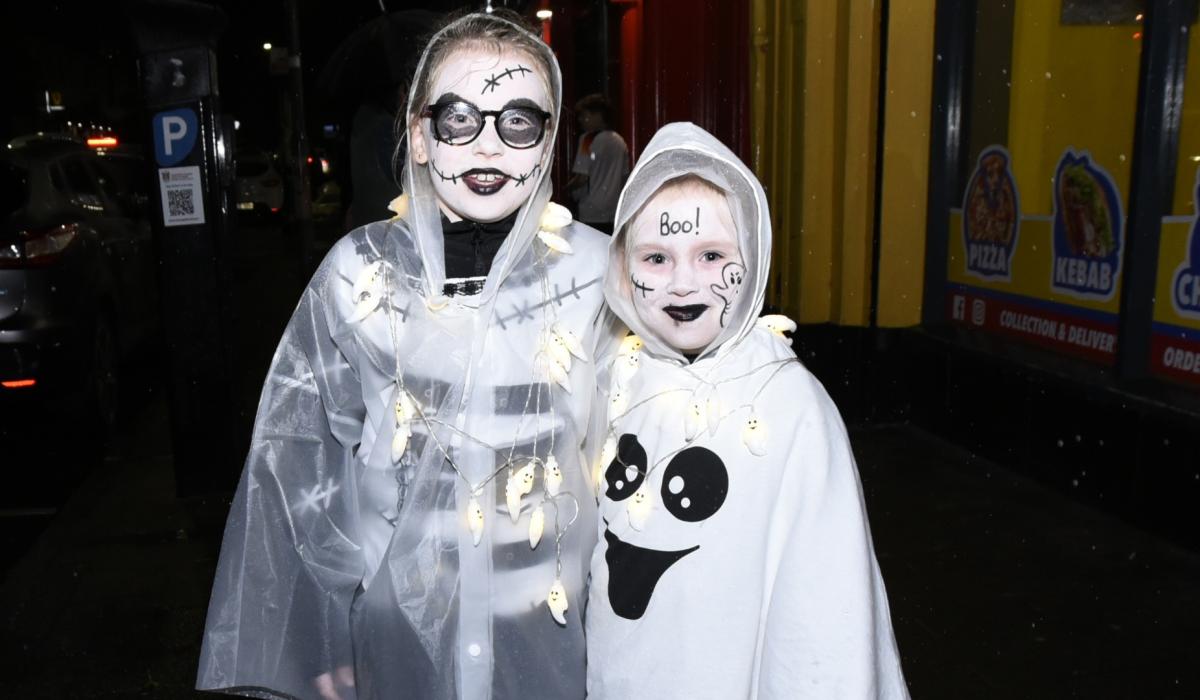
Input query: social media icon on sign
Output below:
<box><xmin>971</xmin><ymin>299</ymin><xmax>986</xmax><ymax>326</ymax></box>
<box><xmin>952</xmin><ymin>295</ymin><xmax>966</xmax><ymax>321</ymax></box>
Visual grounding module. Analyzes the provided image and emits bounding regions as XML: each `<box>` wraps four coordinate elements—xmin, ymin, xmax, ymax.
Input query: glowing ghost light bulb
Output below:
<box><xmin>386</xmin><ymin>192</ymin><xmax>409</xmax><ymax>221</ymax></box>
<box><xmin>742</xmin><ymin>411</ymin><xmax>768</xmax><ymax>456</ymax></box>
<box><xmin>614</xmin><ymin>351</ymin><xmax>640</xmax><ymax>387</ymax></box>
<box><xmin>600</xmin><ymin>434</ymin><xmax>617</xmax><ymax>466</ymax></box>
<box><xmin>757</xmin><ymin>314</ymin><xmax>798</xmax><ymax>344</ymax></box>
<box><xmin>552</xmin><ymin>322</ymin><xmax>588</xmax><ymax>361</ymax></box>
<box><xmin>516</xmin><ymin>461</ymin><xmax>537</xmax><ymax>493</ymax></box>
<box><xmin>352</xmin><ymin>260</ymin><xmax>384</xmax><ymax>301</ymax></box>
<box><xmin>540</xmin><ymin>201</ymin><xmax>573</xmax><ymax>231</ymax></box>
<box><xmin>347</xmin><ymin>260</ymin><xmax>387</xmax><ymax>324</ymax></box>
<box><xmin>528</xmin><ymin>505</ymin><xmax>545</xmax><ymax>548</ymax></box>
<box><xmin>467</xmin><ymin>496</ymin><xmax>485</xmax><ymax>546</ymax></box>
<box><xmin>547</xmin><ymin>579</ymin><xmax>569</xmax><ymax>625</ymax></box>
<box><xmin>618</xmin><ymin>334</ymin><xmax>643</xmax><ymax>357</ymax></box>
<box><xmin>504</xmin><ymin>461</ymin><xmax>537</xmax><ymax>522</ymax></box>
<box><xmin>595</xmin><ymin>433</ymin><xmax>618</xmax><ymax>494</ymax></box>
<box><xmin>706</xmin><ymin>391</ymin><xmax>722</xmax><ymax>437</ymax></box>
<box><xmin>684</xmin><ymin>399</ymin><xmax>706</xmax><ymax>440</ymax></box>
<box><xmin>543</xmin><ymin>455</ymin><xmax>563</xmax><ymax>497</ymax></box>
<box><xmin>390</xmin><ymin>422</ymin><xmax>411</xmax><ymax>464</ymax></box>
<box><xmin>542</xmin><ymin>329</ymin><xmax>572</xmax><ymax>371</ymax></box>
<box><xmin>505</xmin><ymin>479</ymin><xmax>522</xmax><ymax>523</ymax></box>
<box><xmin>536</xmin><ymin>229</ymin><xmax>574</xmax><ymax>254</ymax></box>
<box><xmin>394</xmin><ymin>391</ymin><xmax>417</xmax><ymax>423</ymax></box>
<box><xmin>348</xmin><ymin>291</ymin><xmax>381</xmax><ymax>324</ymax></box>
<box><xmin>536</xmin><ymin>352</ymin><xmax>572</xmax><ymax>394</ymax></box>
<box><xmin>627</xmin><ymin>486</ymin><xmax>652</xmax><ymax>530</ymax></box>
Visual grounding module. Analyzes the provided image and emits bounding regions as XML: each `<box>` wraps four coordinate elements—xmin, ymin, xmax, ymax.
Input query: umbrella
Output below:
<box><xmin>316</xmin><ymin>9</ymin><xmax>441</xmax><ymax>114</ymax></box>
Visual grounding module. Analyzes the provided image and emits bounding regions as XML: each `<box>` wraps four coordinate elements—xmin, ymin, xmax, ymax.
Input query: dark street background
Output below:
<box><xmin>2</xmin><ymin>1</ymin><xmax>1200</xmax><ymax>698</ymax></box>
<box><xmin>1</xmin><ymin>217</ymin><xmax>1198</xmax><ymax>698</ymax></box>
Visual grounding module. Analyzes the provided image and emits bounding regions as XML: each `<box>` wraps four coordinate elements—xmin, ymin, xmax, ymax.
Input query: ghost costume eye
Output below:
<box><xmin>605</xmin><ymin>433</ymin><xmax>647</xmax><ymax>501</ymax></box>
<box><xmin>659</xmin><ymin>446</ymin><xmax>728</xmax><ymax>522</ymax></box>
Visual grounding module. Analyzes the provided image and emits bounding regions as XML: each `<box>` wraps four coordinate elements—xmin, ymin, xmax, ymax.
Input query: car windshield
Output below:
<box><xmin>1</xmin><ymin>162</ymin><xmax>30</xmax><ymax>217</ymax></box>
<box><xmin>236</xmin><ymin>159</ymin><xmax>270</xmax><ymax>177</ymax></box>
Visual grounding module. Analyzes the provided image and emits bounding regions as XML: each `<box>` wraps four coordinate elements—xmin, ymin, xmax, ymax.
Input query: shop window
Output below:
<box><xmin>1149</xmin><ymin>6</ymin><xmax>1200</xmax><ymax>386</ymax></box>
<box><xmin>945</xmin><ymin>0</ymin><xmax>1145</xmax><ymax>365</ymax></box>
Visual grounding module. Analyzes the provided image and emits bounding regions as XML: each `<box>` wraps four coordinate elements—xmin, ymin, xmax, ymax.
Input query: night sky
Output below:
<box><xmin>1</xmin><ymin>0</ymin><xmax>535</xmax><ymax>151</ymax></box>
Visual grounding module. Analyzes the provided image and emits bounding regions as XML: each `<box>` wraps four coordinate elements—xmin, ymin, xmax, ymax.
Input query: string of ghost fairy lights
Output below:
<box><xmin>352</xmin><ymin>194</ymin><xmax>585</xmax><ymax>627</ymax></box>
<box><xmin>598</xmin><ymin>315</ymin><xmax>800</xmax><ymax>528</ymax></box>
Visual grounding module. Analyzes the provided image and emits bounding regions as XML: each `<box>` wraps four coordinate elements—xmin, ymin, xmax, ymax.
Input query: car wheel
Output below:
<box><xmin>89</xmin><ymin>316</ymin><xmax>120</xmax><ymax>434</ymax></box>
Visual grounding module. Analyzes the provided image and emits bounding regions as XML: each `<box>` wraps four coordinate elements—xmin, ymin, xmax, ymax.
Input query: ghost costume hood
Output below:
<box><xmin>587</xmin><ymin>123</ymin><xmax>908</xmax><ymax>699</ymax></box>
<box><xmin>198</xmin><ymin>13</ymin><xmax>619</xmax><ymax>700</ymax></box>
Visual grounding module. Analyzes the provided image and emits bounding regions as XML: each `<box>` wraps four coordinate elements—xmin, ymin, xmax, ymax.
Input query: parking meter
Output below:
<box><xmin>130</xmin><ymin>1</ymin><xmax>241</xmax><ymax>496</ymax></box>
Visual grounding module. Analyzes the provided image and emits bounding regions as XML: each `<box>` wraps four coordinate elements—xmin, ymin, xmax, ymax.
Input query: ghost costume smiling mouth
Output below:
<box><xmin>603</xmin><ymin>523</ymin><xmax>698</xmax><ymax>620</ymax></box>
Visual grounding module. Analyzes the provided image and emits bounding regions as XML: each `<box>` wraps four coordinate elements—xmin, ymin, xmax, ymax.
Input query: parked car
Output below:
<box><xmin>234</xmin><ymin>151</ymin><xmax>284</xmax><ymax>217</ymax></box>
<box><xmin>0</xmin><ymin>133</ymin><xmax>159</xmax><ymax>437</ymax></box>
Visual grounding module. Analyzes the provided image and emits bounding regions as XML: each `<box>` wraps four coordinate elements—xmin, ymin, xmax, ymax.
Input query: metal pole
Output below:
<box><xmin>285</xmin><ymin>0</ymin><xmax>314</xmax><ymax>272</ymax></box>
<box><xmin>1115</xmin><ymin>0</ymin><xmax>1192</xmax><ymax>379</ymax></box>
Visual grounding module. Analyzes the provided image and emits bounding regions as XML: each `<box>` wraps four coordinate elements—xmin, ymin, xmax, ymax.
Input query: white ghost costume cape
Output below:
<box><xmin>197</xmin><ymin>14</ymin><xmax>620</xmax><ymax>700</ymax></box>
<box><xmin>586</xmin><ymin>123</ymin><xmax>909</xmax><ymax>700</ymax></box>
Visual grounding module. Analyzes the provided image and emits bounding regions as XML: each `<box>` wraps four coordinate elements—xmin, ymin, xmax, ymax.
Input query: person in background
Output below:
<box><xmin>567</xmin><ymin>94</ymin><xmax>629</xmax><ymax>234</ymax></box>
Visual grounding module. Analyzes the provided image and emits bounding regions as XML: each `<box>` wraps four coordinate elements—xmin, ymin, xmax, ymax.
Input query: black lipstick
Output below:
<box><xmin>462</xmin><ymin>168</ymin><xmax>510</xmax><ymax>195</ymax></box>
<box><xmin>662</xmin><ymin>304</ymin><xmax>708</xmax><ymax>322</ymax></box>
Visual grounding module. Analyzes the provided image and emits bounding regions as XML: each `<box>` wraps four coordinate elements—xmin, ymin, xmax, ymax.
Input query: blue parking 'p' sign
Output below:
<box><xmin>152</xmin><ymin>107</ymin><xmax>199</xmax><ymax>167</ymax></box>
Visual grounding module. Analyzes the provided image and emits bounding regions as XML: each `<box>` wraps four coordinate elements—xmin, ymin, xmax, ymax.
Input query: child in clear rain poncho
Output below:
<box><xmin>197</xmin><ymin>12</ymin><xmax>620</xmax><ymax>700</ymax></box>
<box><xmin>586</xmin><ymin>123</ymin><xmax>909</xmax><ymax>699</ymax></box>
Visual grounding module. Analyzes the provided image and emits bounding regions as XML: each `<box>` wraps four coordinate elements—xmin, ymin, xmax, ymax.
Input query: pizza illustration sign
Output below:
<box><xmin>1050</xmin><ymin>149</ymin><xmax>1123</xmax><ymax>300</ymax></box>
<box><xmin>962</xmin><ymin>146</ymin><xmax>1020</xmax><ymax>281</ymax></box>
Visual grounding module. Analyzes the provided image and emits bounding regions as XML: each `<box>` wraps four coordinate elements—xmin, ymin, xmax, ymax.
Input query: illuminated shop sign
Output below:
<box><xmin>1050</xmin><ymin>149</ymin><xmax>1124</xmax><ymax>301</ymax></box>
<box><xmin>1151</xmin><ymin>167</ymin><xmax>1200</xmax><ymax>386</ymax></box>
<box><xmin>962</xmin><ymin>146</ymin><xmax>1021</xmax><ymax>281</ymax></box>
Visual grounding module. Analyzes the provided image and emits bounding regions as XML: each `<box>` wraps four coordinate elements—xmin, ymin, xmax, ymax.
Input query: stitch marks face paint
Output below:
<box><xmin>411</xmin><ymin>48</ymin><xmax>551</xmax><ymax>223</ymax></box>
<box><xmin>627</xmin><ymin>182</ymin><xmax>742</xmax><ymax>354</ymax></box>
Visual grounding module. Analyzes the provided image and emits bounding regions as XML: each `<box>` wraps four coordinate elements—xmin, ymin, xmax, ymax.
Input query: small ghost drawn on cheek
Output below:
<box><xmin>709</xmin><ymin>262</ymin><xmax>746</xmax><ymax>328</ymax></box>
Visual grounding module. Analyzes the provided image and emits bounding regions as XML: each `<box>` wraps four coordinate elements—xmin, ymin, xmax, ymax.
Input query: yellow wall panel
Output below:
<box><xmin>877</xmin><ymin>0</ymin><xmax>936</xmax><ymax>327</ymax></box>
<box><xmin>751</xmin><ymin>0</ymin><xmax>883</xmax><ymax>326</ymax></box>
<box><xmin>799</xmin><ymin>0</ymin><xmax>840</xmax><ymax>322</ymax></box>
<box><xmin>837</xmin><ymin>0</ymin><xmax>882</xmax><ymax>325</ymax></box>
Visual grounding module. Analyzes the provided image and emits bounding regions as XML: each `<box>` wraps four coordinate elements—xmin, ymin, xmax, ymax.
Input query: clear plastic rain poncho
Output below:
<box><xmin>586</xmin><ymin>123</ymin><xmax>909</xmax><ymax>698</ymax></box>
<box><xmin>198</xmin><ymin>14</ymin><xmax>619</xmax><ymax>700</ymax></box>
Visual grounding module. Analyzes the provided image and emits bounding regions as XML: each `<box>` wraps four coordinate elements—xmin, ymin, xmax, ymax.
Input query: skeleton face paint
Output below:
<box><xmin>411</xmin><ymin>48</ymin><xmax>551</xmax><ymax>223</ymax></box>
<box><xmin>627</xmin><ymin>185</ymin><xmax>742</xmax><ymax>354</ymax></box>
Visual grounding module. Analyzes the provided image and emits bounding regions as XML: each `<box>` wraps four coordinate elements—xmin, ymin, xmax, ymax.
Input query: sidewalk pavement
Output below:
<box><xmin>3</xmin><ymin>407</ymin><xmax>1199</xmax><ymax>698</ymax></box>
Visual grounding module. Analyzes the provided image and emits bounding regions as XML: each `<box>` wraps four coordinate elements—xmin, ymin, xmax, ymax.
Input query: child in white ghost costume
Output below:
<box><xmin>586</xmin><ymin>123</ymin><xmax>909</xmax><ymax>699</ymax></box>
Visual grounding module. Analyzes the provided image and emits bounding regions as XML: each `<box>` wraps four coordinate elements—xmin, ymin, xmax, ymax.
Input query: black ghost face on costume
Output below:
<box><xmin>603</xmin><ymin>434</ymin><xmax>729</xmax><ymax>620</ymax></box>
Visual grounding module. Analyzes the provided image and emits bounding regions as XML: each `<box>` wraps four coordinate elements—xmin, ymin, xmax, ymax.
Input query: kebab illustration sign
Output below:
<box><xmin>962</xmin><ymin>146</ymin><xmax>1020</xmax><ymax>280</ymax></box>
<box><xmin>1050</xmin><ymin>149</ymin><xmax>1123</xmax><ymax>300</ymax></box>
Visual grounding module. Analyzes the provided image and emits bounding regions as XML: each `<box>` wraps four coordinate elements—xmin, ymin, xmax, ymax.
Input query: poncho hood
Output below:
<box><xmin>399</xmin><ymin>12</ymin><xmax>562</xmax><ymax>302</ymax></box>
<box><xmin>605</xmin><ymin>122</ymin><xmax>771</xmax><ymax>362</ymax></box>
